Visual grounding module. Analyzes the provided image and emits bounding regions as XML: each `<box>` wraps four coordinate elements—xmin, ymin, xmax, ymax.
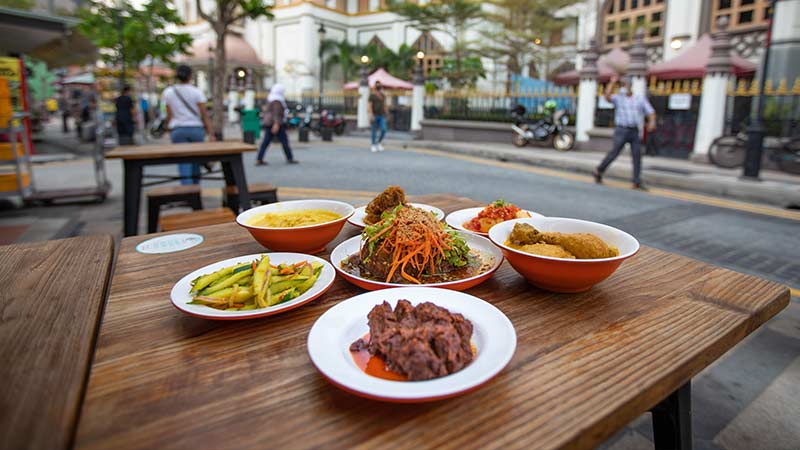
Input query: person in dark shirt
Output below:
<box><xmin>115</xmin><ymin>85</ymin><xmax>136</xmax><ymax>145</ymax></box>
<box><xmin>368</xmin><ymin>81</ymin><xmax>388</xmax><ymax>152</ymax></box>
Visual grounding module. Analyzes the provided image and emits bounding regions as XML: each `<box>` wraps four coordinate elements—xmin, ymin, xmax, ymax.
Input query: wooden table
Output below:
<box><xmin>0</xmin><ymin>235</ymin><xmax>115</xmax><ymax>450</ymax></box>
<box><xmin>74</xmin><ymin>195</ymin><xmax>789</xmax><ymax>450</ymax></box>
<box><xmin>106</xmin><ymin>141</ymin><xmax>256</xmax><ymax>236</ymax></box>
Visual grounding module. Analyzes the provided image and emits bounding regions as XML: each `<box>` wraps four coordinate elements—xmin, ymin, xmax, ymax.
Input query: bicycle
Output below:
<box><xmin>708</xmin><ymin>132</ymin><xmax>800</xmax><ymax>175</ymax></box>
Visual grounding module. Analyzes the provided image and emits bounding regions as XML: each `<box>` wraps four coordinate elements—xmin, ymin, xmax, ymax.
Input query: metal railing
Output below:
<box><xmin>424</xmin><ymin>88</ymin><xmax>577</xmax><ymax>124</ymax></box>
<box><xmin>725</xmin><ymin>77</ymin><xmax>800</xmax><ymax>138</ymax></box>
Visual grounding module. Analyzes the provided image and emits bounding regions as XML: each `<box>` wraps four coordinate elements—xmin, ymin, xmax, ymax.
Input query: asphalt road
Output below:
<box><xmin>243</xmin><ymin>141</ymin><xmax>800</xmax><ymax>291</ymax></box>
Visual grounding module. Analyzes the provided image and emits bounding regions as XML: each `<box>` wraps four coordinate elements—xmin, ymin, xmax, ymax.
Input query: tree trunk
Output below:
<box><xmin>212</xmin><ymin>28</ymin><xmax>226</xmax><ymax>140</ymax></box>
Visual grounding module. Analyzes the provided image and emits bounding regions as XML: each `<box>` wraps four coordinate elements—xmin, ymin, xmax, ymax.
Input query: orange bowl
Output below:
<box><xmin>488</xmin><ymin>217</ymin><xmax>639</xmax><ymax>293</ymax></box>
<box><xmin>236</xmin><ymin>200</ymin><xmax>354</xmax><ymax>253</ymax></box>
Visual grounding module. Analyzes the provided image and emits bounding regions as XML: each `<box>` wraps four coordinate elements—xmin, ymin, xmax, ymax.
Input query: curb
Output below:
<box><xmin>401</xmin><ymin>141</ymin><xmax>800</xmax><ymax>209</ymax></box>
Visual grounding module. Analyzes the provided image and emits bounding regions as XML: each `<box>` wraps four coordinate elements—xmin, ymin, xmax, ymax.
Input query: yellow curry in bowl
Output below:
<box><xmin>247</xmin><ymin>209</ymin><xmax>342</xmax><ymax>228</ymax></box>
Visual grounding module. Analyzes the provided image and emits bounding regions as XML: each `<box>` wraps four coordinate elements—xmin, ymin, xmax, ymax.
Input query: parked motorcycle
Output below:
<box><xmin>511</xmin><ymin>101</ymin><xmax>575</xmax><ymax>151</ymax></box>
<box><xmin>286</xmin><ymin>104</ymin><xmax>304</xmax><ymax>129</ymax></box>
<box><xmin>314</xmin><ymin>109</ymin><xmax>346</xmax><ymax>136</ymax></box>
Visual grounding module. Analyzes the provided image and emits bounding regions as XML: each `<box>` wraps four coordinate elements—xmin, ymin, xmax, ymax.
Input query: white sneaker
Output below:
<box><xmin>377</xmin><ymin>143</ymin><xmax>385</xmax><ymax>152</ymax></box>
<box><xmin>370</xmin><ymin>144</ymin><xmax>378</xmax><ymax>153</ymax></box>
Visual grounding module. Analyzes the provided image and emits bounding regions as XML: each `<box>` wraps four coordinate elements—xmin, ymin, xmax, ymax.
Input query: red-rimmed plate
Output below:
<box><xmin>445</xmin><ymin>207</ymin><xmax>545</xmax><ymax>237</ymax></box>
<box><xmin>330</xmin><ymin>232</ymin><xmax>502</xmax><ymax>291</ymax></box>
<box><xmin>347</xmin><ymin>203</ymin><xmax>445</xmax><ymax>229</ymax></box>
<box><xmin>307</xmin><ymin>287</ymin><xmax>517</xmax><ymax>402</ymax></box>
<box><xmin>170</xmin><ymin>253</ymin><xmax>335</xmax><ymax>320</ymax></box>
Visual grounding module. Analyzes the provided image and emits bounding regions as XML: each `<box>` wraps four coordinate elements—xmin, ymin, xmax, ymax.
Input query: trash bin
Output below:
<box><xmin>298</xmin><ymin>127</ymin><xmax>310</xmax><ymax>142</ymax></box>
<box><xmin>321</xmin><ymin>127</ymin><xmax>333</xmax><ymax>142</ymax></box>
<box><xmin>240</xmin><ymin>109</ymin><xmax>261</xmax><ymax>144</ymax></box>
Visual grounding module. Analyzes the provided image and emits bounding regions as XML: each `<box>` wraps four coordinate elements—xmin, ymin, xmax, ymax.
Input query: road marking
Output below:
<box><xmin>368</xmin><ymin>143</ymin><xmax>800</xmax><ymax>222</ymax></box>
<box><xmin>790</xmin><ymin>287</ymin><xmax>799</xmax><ymax>298</ymax></box>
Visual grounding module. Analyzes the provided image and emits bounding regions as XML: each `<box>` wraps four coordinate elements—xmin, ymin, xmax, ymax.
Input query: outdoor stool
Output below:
<box><xmin>146</xmin><ymin>185</ymin><xmax>203</xmax><ymax>233</ymax></box>
<box><xmin>159</xmin><ymin>208</ymin><xmax>235</xmax><ymax>232</ymax></box>
<box><xmin>223</xmin><ymin>183</ymin><xmax>278</xmax><ymax>212</ymax></box>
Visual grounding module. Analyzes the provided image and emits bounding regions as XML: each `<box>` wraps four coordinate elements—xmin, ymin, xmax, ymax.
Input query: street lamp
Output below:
<box><xmin>413</xmin><ymin>51</ymin><xmax>425</xmax><ymax>85</ymax></box>
<box><xmin>742</xmin><ymin>1</ymin><xmax>775</xmax><ymax>179</ymax></box>
<box><xmin>360</xmin><ymin>55</ymin><xmax>370</xmax><ymax>64</ymax></box>
<box><xmin>317</xmin><ymin>23</ymin><xmax>326</xmax><ymax>110</ymax></box>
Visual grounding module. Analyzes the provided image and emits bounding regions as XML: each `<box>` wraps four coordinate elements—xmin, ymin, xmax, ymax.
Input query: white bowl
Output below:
<box><xmin>445</xmin><ymin>206</ymin><xmax>545</xmax><ymax>236</ymax></box>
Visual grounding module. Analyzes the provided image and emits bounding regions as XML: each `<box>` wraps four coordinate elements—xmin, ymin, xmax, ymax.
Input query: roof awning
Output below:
<box><xmin>180</xmin><ymin>34</ymin><xmax>264</xmax><ymax>67</ymax></box>
<box><xmin>648</xmin><ymin>34</ymin><xmax>756</xmax><ymax>80</ymax></box>
<box><xmin>0</xmin><ymin>6</ymin><xmax>96</xmax><ymax>66</ymax></box>
<box><xmin>343</xmin><ymin>68</ymin><xmax>413</xmax><ymax>90</ymax></box>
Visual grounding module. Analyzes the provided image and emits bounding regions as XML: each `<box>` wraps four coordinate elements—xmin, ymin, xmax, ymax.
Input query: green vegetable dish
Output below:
<box><xmin>189</xmin><ymin>256</ymin><xmax>323</xmax><ymax>311</ymax></box>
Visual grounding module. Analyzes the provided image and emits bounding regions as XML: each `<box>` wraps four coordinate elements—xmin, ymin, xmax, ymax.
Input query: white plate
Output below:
<box><xmin>307</xmin><ymin>287</ymin><xmax>517</xmax><ymax>402</ymax></box>
<box><xmin>170</xmin><ymin>253</ymin><xmax>336</xmax><ymax>320</ymax></box>
<box><xmin>347</xmin><ymin>203</ymin><xmax>445</xmax><ymax>229</ymax></box>
<box><xmin>445</xmin><ymin>207</ymin><xmax>545</xmax><ymax>237</ymax></box>
<box><xmin>330</xmin><ymin>232</ymin><xmax>503</xmax><ymax>291</ymax></box>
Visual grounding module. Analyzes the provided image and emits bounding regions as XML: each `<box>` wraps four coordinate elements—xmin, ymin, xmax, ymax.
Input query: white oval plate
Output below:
<box><xmin>445</xmin><ymin>207</ymin><xmax>545</xmax><ymax>237</ymax></box>
<box><xmin>307</xmin><ymin>287</ymin><xmax>517</xmax><ymax>402</ymax></box>
<box><xmin>170</xmin><ymin>253</ymin><xmax>336</xmax><ymax>320</ymax></box>
<box><xmin>330</xmin><ymin>232</ymin><xmax>503</xmax><ymax>291</ymax></box>
<box><xmin>347</xmin><ymin>203</ymin><xmax>445</xmax><ymax>229</ymax></box>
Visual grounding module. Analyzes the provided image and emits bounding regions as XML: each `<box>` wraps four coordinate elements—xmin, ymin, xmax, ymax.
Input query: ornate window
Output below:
<box><xmin>412</xmin><ymin>32</ymin><xmax>445</xmax><ymax>77</ymax></box>
<box><xmin>711</xmin><ymin>0</ymin><xmax>770</xmax><ymax>32</ymax></box>
<box><xmin>602</xmin><ymin>0</ymin><xmax>666</xmax><ymax>48</ymax></box>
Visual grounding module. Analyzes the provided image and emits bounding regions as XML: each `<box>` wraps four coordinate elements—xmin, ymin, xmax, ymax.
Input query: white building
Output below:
<box><xmin>174</xmin><ymin>0</ymin><xmax>771</xmax><ymax>96</ymax></box>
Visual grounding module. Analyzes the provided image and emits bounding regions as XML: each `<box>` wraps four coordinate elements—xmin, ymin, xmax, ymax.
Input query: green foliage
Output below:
<box><xmin>432</xmin><ymin>56</ymin><xmax>485</xmax><ymax>88</ymax></box>
<box><xmin>322</xmin><ymin>40</ymin><xmax>417</xmax><ymax>81</ymax></box>
<box><xmin>0</xmin><ymin>0</ymin><xmax>34</xmax><ymax>10</ymax></box>
<box><xmin>388</xmin><ymin>0</ymin><xmax>484</xmax><ymax>88</ymax></box>
<box><xmin>78</xmin><ymin>1</ymin><xmax>192</xmax><ymax>69</ymax></box>
<box><xmin>27</xmin><ymin>60</ymin><xmax>56</xmax><ymax>102</ymax></box>
<box><xmin>480</xmin><ymin>0</ymin><xmax>580</xmax><ymax>85</ymax></box>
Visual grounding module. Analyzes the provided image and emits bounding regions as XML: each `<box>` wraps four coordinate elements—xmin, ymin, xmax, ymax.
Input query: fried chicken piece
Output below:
<box><xmin>508</xmin><ymin>222</ymin><xmax>542</xmax><ymax>245</ymax></box>
<box><xmin>538</xmin><ymin>232</ymin><xmax>619</xmax><ymax>259</ymax></box>
<box><xmin>514</xmin><ymin>243</ymin><xmax>575</xmax><ymax>259</ymax></box>
<box><xmin>365</xmin><ymin>186</ymin><xmax>407</xmax><ymax>225</ymax></box>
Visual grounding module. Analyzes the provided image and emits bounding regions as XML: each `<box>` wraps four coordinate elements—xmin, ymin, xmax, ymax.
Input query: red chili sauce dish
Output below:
<box><xmin>349</xmin><ymin>300</ymin><xmax>476</xmax><ymax>382</ymax></box>
<box><xmin>464</xmin><ymin>200</ymin><xmax>532</xmax><ymax>234</ymax></box>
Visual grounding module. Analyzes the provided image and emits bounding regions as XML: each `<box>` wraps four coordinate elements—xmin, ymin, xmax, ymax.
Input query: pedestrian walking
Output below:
<box><xmin>140</xmin><ymin>96</ymin><xmax>150</xmax><ymax>127</ymax></box>
<box><xmin>593</xmin><ymin>74</ymin><xmax>656</xmax><ymax>190</ymax></box>
<box><xmin>162</xmin><ymin>65</ymin><xmax>215</xmax><ymax>185</ymax></box>
<box><xmin>256</xmin><ymin>84</ymin><xmax>297</xmax><ymax>165</ymax></box>
<box><xmin>368</xmin><ymin>81</ymin><xmax>389</xmax><ymax>152</ymax></box>
<box><xmin>114</xmin><ymin>85</ymin><xmax>136</xmax><ymax>145</ymax></box>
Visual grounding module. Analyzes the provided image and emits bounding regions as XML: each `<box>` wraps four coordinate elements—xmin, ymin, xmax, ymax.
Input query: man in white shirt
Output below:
<box><xmin>163</xmin><ymin>65</ymin><xmax>215</xmax><ymax>185</ymax></box>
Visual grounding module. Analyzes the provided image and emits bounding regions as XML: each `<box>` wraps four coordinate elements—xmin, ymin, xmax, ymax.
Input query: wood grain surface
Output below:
<box><xmin>159</xmin><ymin>208</ymin><xmax>235</xmax><ymax>231</ymax></box>
<box><xmin>106</xmin><ymin>141</ymin><xmax>256</xmax><ymax>160</ymax></box>
<box><xmin>74</xmin><ymin>195</ymin><xmax>789</xmax><ymax>450</ymax></box>
<box><xmin>0</xmin><ymin>235</ymin><xmax>115</xmax><ymax>450</ymax></box>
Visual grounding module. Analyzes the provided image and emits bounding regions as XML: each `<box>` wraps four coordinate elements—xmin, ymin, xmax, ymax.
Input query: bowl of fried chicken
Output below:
<box><xmin>488</xmin><ymin>217</ymin><xmax>639</xmax><ymax>293</ymax></box>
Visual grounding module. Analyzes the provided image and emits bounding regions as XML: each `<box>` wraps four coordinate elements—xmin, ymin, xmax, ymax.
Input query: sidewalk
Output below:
<box><xmin>364</xmin><ymin>137</ymin><xmax>800</xmax><ymax>209</ymax></box>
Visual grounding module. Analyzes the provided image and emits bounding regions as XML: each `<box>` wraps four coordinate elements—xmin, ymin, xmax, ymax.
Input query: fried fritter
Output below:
<box><xmin>364</xmin><ymin>186</ymin><xmax>407</xmax><ymax>224</ymax></box>
<box><xmin>508</xmin><ymin>222</ymin><xmax>541</xmax><ymax>245</ymax></box>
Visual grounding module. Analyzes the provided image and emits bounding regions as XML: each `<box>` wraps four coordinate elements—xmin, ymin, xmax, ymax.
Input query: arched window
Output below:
<box><xmin>710</xmin><ymin>0</ymin><xmax>770</xmax><ymax>32</ymax></box>
<box><xmin>602</xmin><ymin>0</ymin><xmax>666</xmax><ymax>48</ymax></box>
<box><xmin>412</xmin><ymin>32</ymin><xmax>445</xmax><ymax>77</ymax></box>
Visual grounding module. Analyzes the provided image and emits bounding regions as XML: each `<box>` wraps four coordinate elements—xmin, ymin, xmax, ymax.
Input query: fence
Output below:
<box><xmin>724</xmin><ymin>77</ymin><xmax>800</xmax><ymax>138</ymax></box>
<box><xmin>283</xmin><ymin>90</ymin><xmax>360</xmax><ymax>115</ymax></box>
<box><xmin>424</xmin><ymin>87</ymin><xmax>577</xmax><ymax>124</ymax></box>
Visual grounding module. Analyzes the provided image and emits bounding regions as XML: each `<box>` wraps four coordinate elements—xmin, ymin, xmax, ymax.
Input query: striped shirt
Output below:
<box><xmin>611</xmin><ymin>93</ymin><xmax>655</xmax><ymax>128</ymax></box>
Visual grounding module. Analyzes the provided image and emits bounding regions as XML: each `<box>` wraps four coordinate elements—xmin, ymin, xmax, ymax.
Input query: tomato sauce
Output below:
<box><xmin>350</xmin><ymin>333</ymin><xmax>407</xmax><ymax>381</ymax></box>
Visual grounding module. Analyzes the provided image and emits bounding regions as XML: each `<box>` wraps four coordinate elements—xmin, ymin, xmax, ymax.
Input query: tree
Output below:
<box><xmin>196</xmin><ymin>0</ymin><xmax>273</xmax><ymax>139</ymax></box>
<box><xmin>322</xmin><ymin>40</ymin><xmax>418</xmax><ymax>81</ymax></box>
<box><xmin>388</xmin><ymin>0</ymin><xmax>484</xmax><ymax>89</ymax></box>
<box><xmin>321</xmin><ymin>39</ymin><xmax>360</xmax><ymax>82</ymax></box>
<box><xmin>78</xmin><ymin>1</ymin><xmax>192</xmax><ymax>73</ymax></box>
<box><xmin>480</xmin><ymin>0</ymin><xmax>579</xmax><ymax>88</ymax></box>
<box><xmin>0</xmin><ymin>0</ymin><xmax>34</xmax><ymax>10</ymax></box>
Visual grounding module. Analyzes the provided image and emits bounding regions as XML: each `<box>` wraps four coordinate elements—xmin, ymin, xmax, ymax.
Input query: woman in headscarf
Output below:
<box><xmin>256</xmin><ymin>84</ymin><xmax>298</xmax><ymax>165</ymax></box>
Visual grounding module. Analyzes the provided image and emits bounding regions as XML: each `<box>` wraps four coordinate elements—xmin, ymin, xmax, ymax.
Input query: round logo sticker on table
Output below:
<box><xmin>135</xmin><ymin>233</ymin><xmax>204</xmax><ymax>254</ymax></box>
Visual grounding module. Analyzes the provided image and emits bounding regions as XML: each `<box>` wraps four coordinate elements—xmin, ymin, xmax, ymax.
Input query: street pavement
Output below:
<box><xmin>1</xmin><ymin>127</ymin><xmax>798</xmax><ymax>450</ymax></box>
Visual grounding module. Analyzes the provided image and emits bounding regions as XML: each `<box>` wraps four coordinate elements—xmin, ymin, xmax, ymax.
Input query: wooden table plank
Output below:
<box><xmin>0</xmin><ymin>235</ymin><xmax>115</xmax><ymax>450</ymax></box>
<box><xmin>74</xmin><ymin>195</ymin><xmax>789</xmax><ymax>450</ymax></box>
<box><xmin>106</xmin><ymin>141</ymin><xmax>256</xmax><ymax>160</ymax></box>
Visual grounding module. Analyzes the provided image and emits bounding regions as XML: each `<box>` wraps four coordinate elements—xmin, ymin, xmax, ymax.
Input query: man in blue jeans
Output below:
<box><xmin>368</xmin><ymin>81</ymin><xmax>388</xmax><ymax>153</ymax></box>
<box><xmin>162</xmin><ymin>65</ymin><xmax>215</xmax><ymax>184</ymax></box>
<box><xmin>593</xmin><ymin>74</ymin><xmax>656</xmax><ymax>190</ymax></box>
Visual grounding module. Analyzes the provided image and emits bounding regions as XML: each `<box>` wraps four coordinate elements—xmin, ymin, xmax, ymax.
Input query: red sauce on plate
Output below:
<box><xmin>350</xmin><ymin>333</ymin><xmax>407</xmax><ymax>381</ymax></box>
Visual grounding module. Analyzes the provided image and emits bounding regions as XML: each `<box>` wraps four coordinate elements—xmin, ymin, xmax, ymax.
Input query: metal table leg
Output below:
<box><xmin>651</xmin><ymin>381</ymin><xmax>692</xmax><ymax>450</ymax></box>
<box><xmin>123</xmin><ymin>160</ymin><xmax>144</xmax><ymax>237</ymax></box>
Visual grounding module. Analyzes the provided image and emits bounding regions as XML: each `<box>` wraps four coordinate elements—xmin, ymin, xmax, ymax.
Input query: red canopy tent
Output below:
<box><xmin>343</xmin><ymin>68</ymin><xmax>413</xmax><ymax>90</ymax></box>
<box><xmin>648</xmin><ymin>34</ymin><xmax>756</xmax><ymax>80</ymax></box>
<box><xmin>553</xmin><ymin>48</ymin><xmax>630</xmax><ymax>85</ymax></box>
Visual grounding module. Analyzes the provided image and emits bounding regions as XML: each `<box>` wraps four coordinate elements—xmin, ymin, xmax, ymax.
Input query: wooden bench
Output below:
<box><xmin>159</xmin><ymin>208</ymin><xmax>235</xmax><ymax>232</ymax></box>
<box><xmin>147</xmin><ymin>185</ymin><xmax>203</xmax><ymax>233</ymax></box>
<box><xmin>0</xmin><ymin>235</ymin><xmax>115</xmax><ymax>450</ymax></box>
<box><xmin>223</xmin><ymin>183</ymin><xmax>278</xmax><ymax>212</ymax></box>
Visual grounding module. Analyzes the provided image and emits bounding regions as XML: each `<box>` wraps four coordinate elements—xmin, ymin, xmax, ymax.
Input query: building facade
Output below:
<box><xmin>174</xmin><ymin>0</ymin><xmax>771</xmax><ymax>96</ymax></box>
